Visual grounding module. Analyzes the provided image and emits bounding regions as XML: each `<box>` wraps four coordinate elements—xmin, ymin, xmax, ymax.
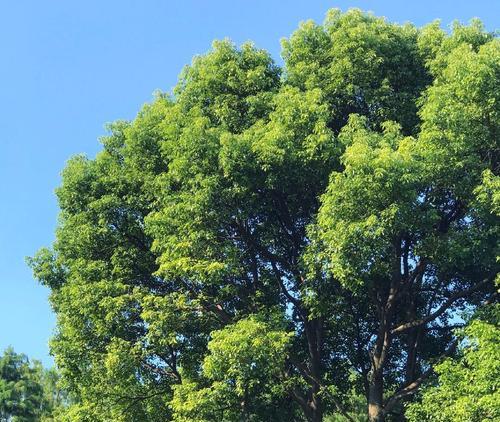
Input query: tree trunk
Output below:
<box><xmin>367</xmin><ymin>241</ymin><xmax>401</xmax><ymax>422</ymax></box>
<box><xmin>368</xmin><ymin>370</ymin><xmax>384</xmax><ymax>422</ymax></box>
<box><xmin>309</xmin><ymin>389</ymin><xmax>323</xmax><ymax>422</ymax></box>
<box><xmin>305</xmin><ymin>317</ymin><xmax>324</xmax><ymax>422</ymax></box>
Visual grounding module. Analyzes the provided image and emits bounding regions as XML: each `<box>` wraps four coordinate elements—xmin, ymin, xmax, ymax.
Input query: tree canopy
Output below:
<box><xmin>30</xmin><ymin>9</ymin><xmax>499</xmax><ymax>422</ymax></box>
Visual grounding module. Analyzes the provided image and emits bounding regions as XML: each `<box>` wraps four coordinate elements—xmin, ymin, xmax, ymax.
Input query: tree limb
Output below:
<box><xmin>391</xmin><ymin>276</ymin><xmax>494</xmax><ymax>335</ymax></box>
<box><xmin>383</xmin><ymin>339</ymin><xmax>458</xmax><ymax>414</ymax></box>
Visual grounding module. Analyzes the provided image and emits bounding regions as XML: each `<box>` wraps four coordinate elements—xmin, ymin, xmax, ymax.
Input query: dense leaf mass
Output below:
<box><xmin>30</xmin><ymin>9</ymin><xmax>499</xmax><ymax>422</ymax></box>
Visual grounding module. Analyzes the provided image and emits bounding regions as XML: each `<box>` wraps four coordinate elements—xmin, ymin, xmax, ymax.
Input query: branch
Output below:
<box><xmin>267</xmin><ymin>256</ymin><xmax>306</xmax><ymax>320</ymax></box>
<box><xmin>427</xmin><ymin>323</ymin><xmax>465</xmax><ymax>332</ymax></box>
<box><xmin>323</xmin><ymin>390</ymin><xmax>357</xmax><ymax>422</ymax></box>
<box><xmin>408</xmin><ymin>259</ymin><xmax>427</xmax><ymax>286</ymax></box>
<box><xmin>289</xmin><ymin>357</ymin><xmax>356</xmax><ymax>422</ymax></box>
<box><xmin>383</xmin><ymin>339</ymin><xmax>458</xmax><ymax>414</ymax></box>
<box><xmin>231</xmin><ymin>220</ymin><xmax>306</xmax><ymax>313</ymax></box>
<box><xmin>111</xmin><ymin>386</ymin><xmax>172</xmax><ymax>415</ymax></box>
<box><xmin>391</xmin><ymin>276</ymin><xmax>494</xmax><ymax>335</ymax></box>
<box><xmin>178</xmin><ymin>278</ymin><xmax>233</xmax><ymax>324</ymax></box>
<box><xmin>290</xmin><ymin>387</ymin><xmax>310</xmax><ymax>417</ymax></box>
<box><xmin>142</xmin><ymin>361</ymin><xmax>180</xmax><ymax>382</ymax></box>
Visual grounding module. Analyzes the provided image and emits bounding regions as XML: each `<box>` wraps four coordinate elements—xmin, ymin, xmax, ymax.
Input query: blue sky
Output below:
<box><xmin>0</xmin><ymin>0</ymin><xmax>498</xmax><ymax>367</ymax></box>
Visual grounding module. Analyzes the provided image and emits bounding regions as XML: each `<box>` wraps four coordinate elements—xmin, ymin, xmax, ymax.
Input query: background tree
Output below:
<box><xmin>30</xmin><ymin>9</ymin><xmax>498</xmax><ymax>422</ymax></box>
<box><xmin>0</xmin><ymin>348</ymin><xmax>65</xmax><ymax>421</ymax></box>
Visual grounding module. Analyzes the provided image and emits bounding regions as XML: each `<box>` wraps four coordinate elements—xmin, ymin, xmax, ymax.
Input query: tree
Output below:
<box><xmin>0</xmin><ymin>348</ymin><xmax>65</xmax><ymax>421</ymax></box>
<box><xmin>30</xmin><ymin>9</ymin><xmax>499</xmax><ymax>422</ymax></box>
<box><xmin>406</xmin><ymin>306</ymin><xmax>500</xmax><ymax>421</ymax></box>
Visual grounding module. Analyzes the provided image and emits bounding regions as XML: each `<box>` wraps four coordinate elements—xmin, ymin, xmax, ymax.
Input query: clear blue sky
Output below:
<box><xmin>0</xmin><ymin>0</ymin><xmax>498</xmax><ymax>367</ymax></box>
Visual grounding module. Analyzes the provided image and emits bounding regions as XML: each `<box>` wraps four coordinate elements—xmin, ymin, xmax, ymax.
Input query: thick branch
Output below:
<box><xmin>289</xmin><ymin>357</ymin><xmax>356</xmax><ymax>422</ymax></box>
<box><xmin>383</xmin><ymin>339</ymin><xmax>458</xmax><ymax>414</ymax></box>
<box><xmin>391</xmin><ymin>276</ymin><xmax>493</xmax><ymax>335</ymax></box>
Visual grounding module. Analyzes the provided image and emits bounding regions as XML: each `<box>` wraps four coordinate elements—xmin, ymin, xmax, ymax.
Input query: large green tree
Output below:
<box><xmin>30</xmin><ymin>9</ymin><xmax>498</xmax><ymax>422</ymax></box>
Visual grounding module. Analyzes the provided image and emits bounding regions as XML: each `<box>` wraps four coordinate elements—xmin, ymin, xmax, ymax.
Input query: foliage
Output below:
<box><xmin>30</xmin><ymin>8</ymin><xmax>499</xmax><ymax>422</ymax></box>
<box><xmin>171</xmin><ymin>317</ymin><xmax>294</xmax><ymax>421</ymax></box>
<box><xmin>406</xmin><ymin>306</ymin><xmax>500</xmax><ymax>421</ymax></box>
